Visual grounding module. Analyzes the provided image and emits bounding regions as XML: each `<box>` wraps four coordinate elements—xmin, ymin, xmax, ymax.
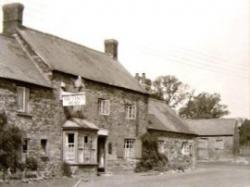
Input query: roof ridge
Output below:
<box><xmin>19</xmin><ymin>26</ymin><xmax>114</xmax><ymax>60</ymax></box>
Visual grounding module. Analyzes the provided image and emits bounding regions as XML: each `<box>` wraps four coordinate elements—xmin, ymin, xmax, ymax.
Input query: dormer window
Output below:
<box><xmin>17</xmin><ymin>86</ymin><xmax>30</xmax><ymax>113</ymax></box>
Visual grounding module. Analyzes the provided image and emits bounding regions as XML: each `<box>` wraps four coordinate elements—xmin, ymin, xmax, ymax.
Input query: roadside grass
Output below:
<box><xmin>0</xmin><ymin>177</ymin><xmax>78</xmax><ymax>187</ymax></box>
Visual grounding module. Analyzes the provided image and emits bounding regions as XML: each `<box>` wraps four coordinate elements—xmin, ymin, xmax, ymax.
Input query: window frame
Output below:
<box><xmin>126</xmin><ymin>103</ymin><xmax>136</xmax><ymax>120</ymax></box>
<box><xmin>124</xmin><ymin>139</ymin><xmax>136</xmax><ymax>159</ymax></box>
<box><xmin>17</xmin><ymin>86</ymin><xmax>30</xmax><ymax>113</ymax></box>
<box><xmin>98</xmin><ymin>99</ymin><xmax>110</xmax><ymax>116</ymax></box>
<box><xmin>41</xmin><ymin>139</ymin><xmax>48</xmax><ymax>155</ymax></box>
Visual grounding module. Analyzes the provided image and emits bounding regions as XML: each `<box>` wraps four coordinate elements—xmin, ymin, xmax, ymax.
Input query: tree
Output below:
<box><xmin>239</xmin><ymin>119</ymin><xmax>250</xmax><ymax>146</ymax></box>
<box><xmin>152</xmin><ymin>75</ymin><xmax>191</xmax><ymax>109</ymax></box>
<box><xmin>179</xmin><ymin>92</ymin><xmax>229</xmax><ymax>119</ymax></box>
<box><xmin>0</xmin><ymin>112</ymin><xmax>22</xmax><ymax>179</ymax></box>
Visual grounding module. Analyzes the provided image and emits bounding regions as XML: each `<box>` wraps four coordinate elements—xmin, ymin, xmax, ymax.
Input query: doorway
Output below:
<box><xmin>97</xmin><ymin>136</ymin><xmax>106</xmax><ymax>172</ymax></box>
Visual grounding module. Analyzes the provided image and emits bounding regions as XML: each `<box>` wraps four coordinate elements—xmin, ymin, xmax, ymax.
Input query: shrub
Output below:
<box><xmin>135</xmin><ymin>133</ymin><xmax>168</xmax><ymax>172</ymax></box>
<box><xmin>0</xmin><ymin>112</ymin><xmax>22</xmax><ymax>178</ymax></box>
<box><xmin>62</xmin><ymin>162</ymin><xmax>71</xmax><ymax>177</ymax></box>
<box><xmin>25</xmin><ymin>157</ymin><xmax>38</xmax><ymax>171</ymax></box>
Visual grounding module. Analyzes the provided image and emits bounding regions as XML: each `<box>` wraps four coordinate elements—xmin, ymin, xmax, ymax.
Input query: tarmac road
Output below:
<box><xmin>79</xmin><ymin>163</ymin><xmax>250</xmax><ymax>187</ymax></box>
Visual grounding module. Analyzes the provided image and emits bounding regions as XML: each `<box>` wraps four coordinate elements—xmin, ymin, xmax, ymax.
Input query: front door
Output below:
<box><xmin>97</xmin><ymin>136</ymin><xmax>106</xmax><ymax>172</ymax></box>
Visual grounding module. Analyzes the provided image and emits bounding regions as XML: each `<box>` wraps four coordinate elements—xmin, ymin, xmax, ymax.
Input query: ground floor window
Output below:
<box><xmin>215</xmin><ymin>139</ymin><xmax>224</xmax><ymax>150</ymax></box>
<box><xmin>78</xmin><ymin>135</ymin><xmax>96</xmax><ymax>164</ymax></box>
<box><xmin>21</xmin><ymin>138</ymin><xmax>29</xmax><ymax>162</ymax></box>
<box><xmin>63</xmin><ymin>131</ymin><xmax>97</xmax><ymax>164</ymax></box>
<box><xmin>158</xmin><ymin>140</ymin><xmax>165</xmax><ymax>154</ymax></box>
<box><xmin>124</xmin><ymin>139</ymin><xmax>135</xmax><ymax>159</ymax></box>
<box><xmin>181</xmin><ymin>142</ymin><xmax>191</xmax><ymax>155</ymax></box>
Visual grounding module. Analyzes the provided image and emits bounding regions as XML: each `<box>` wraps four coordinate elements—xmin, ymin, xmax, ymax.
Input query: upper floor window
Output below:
<box><xmin>98</xmin><ymin>99</ymin><xmax>110</xmax><ymax>115</ymax></box>
<box><xmin>126</xmin><ymin>103</ymin><xmax>136</xmax><ymax>119</ymax></box>
<box><xmin>17</xmin><ymin>86</ymin><xmax>30</xmax><ymax>113</ymax></box>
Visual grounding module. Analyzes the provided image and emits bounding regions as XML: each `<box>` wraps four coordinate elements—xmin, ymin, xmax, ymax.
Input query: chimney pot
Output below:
<box><xmin>104</xmin><ymin>39</ymin><xmax>118</xmax><ymax>60</ymax></box>
<box><xmin>2</xmin><ymin>3</ymin><xmax>24</xmax><ymax>35</ymax></box>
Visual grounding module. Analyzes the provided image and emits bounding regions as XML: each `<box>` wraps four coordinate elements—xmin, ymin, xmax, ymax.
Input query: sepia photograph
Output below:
<box><xmin>0</xmin><ymin>0</ymin><xmax>249</xmax><ymax>186</ymax></box>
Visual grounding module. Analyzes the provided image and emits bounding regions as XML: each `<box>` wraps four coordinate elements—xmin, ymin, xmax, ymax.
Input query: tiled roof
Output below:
<box><xmin>0</xmin><ymin>34</ymin><xmax>51</xmax><ymax>87</ymax></box>
<box><xmin>185</xmin><ymin>119</ymin><xmax>237</xmax><ymax>136</ymax></box>
<box><xmin>17</xmin><ymin>27</ymin><xmax>146</xmax><ymax>93</ymax></box>
<box><xmin>148</xmin><ymin>98</ymin><xmax>196</xmax><ymax>135</ymax></box>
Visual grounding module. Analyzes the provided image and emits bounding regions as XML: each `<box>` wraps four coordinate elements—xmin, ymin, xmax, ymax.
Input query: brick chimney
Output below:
<box><xmin>104</xmin><ymin>39</ymin><xmax>118</xmax><ymax>60</ymax></box>
<box><xmin>2</xmin><ymin>3</ymin><xmax>24</xmax><ymax>35</ymax></box>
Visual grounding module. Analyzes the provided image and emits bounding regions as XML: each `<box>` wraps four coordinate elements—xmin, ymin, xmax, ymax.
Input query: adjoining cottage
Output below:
<box><xmin>186</xmin><ymin>119</ymin><xmax>241</xmax><ymax>161</ymax></box>
<box><xmin>147</xmin><ymin>98</ymin><xmax>197</xmax><ymax>169</ymax></box>
<box><xmin>0</xmin><ymin>3</ymin><xmax>149</xmax><ymax>176</ymax></box>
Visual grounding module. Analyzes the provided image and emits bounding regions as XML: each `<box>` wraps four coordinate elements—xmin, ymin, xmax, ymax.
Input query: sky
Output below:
<box><xmin>0</xmin><ymin>0</ymin><xmax>249</xmax><ymax>118</ymax></box>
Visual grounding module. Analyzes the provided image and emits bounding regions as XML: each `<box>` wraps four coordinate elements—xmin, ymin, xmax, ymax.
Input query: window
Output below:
<box><xmin>41</xmin><ymin>139</ymin><xmax>48</xmax><ymax>155</ymax></box>
<box><xmin>124</xmin><ymin>139</ymin><xmax>135</xmax><ymax>159</ymax></box>
<box><xmin>22</xmin><ymin>139</ymin><xmax>28</xmax><ymax>153</ymax></box>
<box><xmin>17</xmin><ymin>86</ymin><xmax>30</xmax><ymax>113</ymax></box>
<box><xmin>215</xmin><ymin>139</ymin><xmax>224</xmax><ymax>150</ymax></box>
<box><xmin>181</xmin><ymin>142</ymin><xmax>191</xmax><ymax>155</ymax></box>
<box><xmin>64</xmin><ymin>133</ymin><xmax>76</xmax><ymax>163</ymax></box>
<box><xmin>108</xmin><ymin>142</ymin><xmax>112</xmax><ymax>154</ymax></box>
<box><xmin>21</xmin><ymin>138</ymin><xmax>29</xmax><ymax>162</ymax></box>
<box><xmin>126</xmin><ymin>103</ymin><xmax>136</xmax><ymax>119</ymax></box>
<box><xmin>68</xmin><ymin>133</ymin><xmax>75</xmax><ymax>148</ymax></box>
<box><xmin>78</xmin><ymin>135</ymin><xmax>96</xmax><ymax>163</ymax></box>
<box><xmin>98</xmin><ymin>99</ymin><xmax>110</xmax><ymax>115</ymax></box>
<box><xmin>158</xmin><ymin>140</ymin><xmax>165</xmax><ymax>154</ymax></box>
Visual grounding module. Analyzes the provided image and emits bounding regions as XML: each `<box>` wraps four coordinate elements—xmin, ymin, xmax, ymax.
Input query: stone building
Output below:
<box><xmin>0</xmin><ymin>3</ymin><xmax>149</xmax><ymax>175</ymax></box>
<box><xmin>147</xmin><ymin>98</ymin><xmax>197</xmax><ymax>169</ymax></box>
<box><xmin>186</xmin><ymin>119</ymin><xmax>240</xmax><ymax>161</ymax></box>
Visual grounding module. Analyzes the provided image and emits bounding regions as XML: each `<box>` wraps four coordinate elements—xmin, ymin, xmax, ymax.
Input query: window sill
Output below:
<box><xmin>126</xmin><ymin>118</ymin><xmax>136</xmax><ymax>120</ymax></box>
<box><xmin>68</xmin><ymin>163</ymin><xmax>98</xmax><ymax>166</ymax></box>
<box><xmin>17</xmin><ymin>111</ymin><xmax>32</xmax><ymax>117</ymax></box>
<box><xmin>99</xmin><ymin>114</ymin><xmax>110</xmax><ymax>116</ymax></box>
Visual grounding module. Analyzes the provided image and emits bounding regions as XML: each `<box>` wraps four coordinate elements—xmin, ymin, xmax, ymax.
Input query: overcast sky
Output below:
<box><xmin>0</xmin><ymin>0</ymin><xmax>249</xmax><ymax>118</ymax></box>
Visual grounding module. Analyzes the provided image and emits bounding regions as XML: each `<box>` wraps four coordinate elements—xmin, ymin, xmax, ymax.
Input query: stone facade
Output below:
<box><xmin>148</xmin><ymin>130</ymin><xmax>196</xmax><ymax>169</ymax></box>
<box><xmin>0</xmin><ymin>70</ymin><xmax>148</xmax><ymax>175</ymax></box>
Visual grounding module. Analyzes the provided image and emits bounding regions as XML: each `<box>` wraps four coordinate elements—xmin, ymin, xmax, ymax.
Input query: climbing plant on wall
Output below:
<box><xmin>135</xmin><ymin>133</ymin><xmax>168</xmax><ymax>172</ymax></box>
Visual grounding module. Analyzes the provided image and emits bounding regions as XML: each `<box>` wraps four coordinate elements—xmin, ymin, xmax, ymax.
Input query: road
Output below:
<box><xmin>79</xmin><ymin>163</ymin><xmax>250</xmax><ymax>187</ymax></box>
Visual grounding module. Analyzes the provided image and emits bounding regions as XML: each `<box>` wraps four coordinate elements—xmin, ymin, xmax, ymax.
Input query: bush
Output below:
<box><xmin>135</xmin><ymin>133</ymin><xmax>168</xmax><ymax>172</ymax></box>
<box><xmin>25</xmin><ymin>157</ymin><xmax>38</xmax><ymax>171</ymax></box>
<box><xmin>0</xmin><ymin>112</ymin><xmax>22</xmax><ymax>177</ymax></box>
<box><xmin>62</xmin><ymin>162</ymin><xmax>71</xmax><ymax>177</ymax></box>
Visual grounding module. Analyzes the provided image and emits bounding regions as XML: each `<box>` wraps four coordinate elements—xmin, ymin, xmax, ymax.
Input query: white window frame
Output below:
<box><xmin>158</xmin><ymin>140</ymin><xmax>165</xmax><ymax>154</ymax></box>
<box><xmin>17</xmin><ymin>86</ymin><xmax>30</xmax><ymax>113</ymax></box>
<box><xmin>181</xmin><ymin>142</ymin><xmax>190</xmax><ymax>155</ymax></box>
<box><xmin>99</xmin><ymin>99</ymin><xmax>110</xmax><ymax>115</ymax></box>
<box><xmin>78</xmin><ymin>135</ymin><xmax>96</xmax><ymax>164</ymax></box>
<box><xmin>126</xmin><ymin>103</ymin><xmax>136</xmax><ymax>120</ymax></box>
<box><xmin>124</xmin><ymin>139</ymin><xmax>135</xmax><ymax>159</ymax></box>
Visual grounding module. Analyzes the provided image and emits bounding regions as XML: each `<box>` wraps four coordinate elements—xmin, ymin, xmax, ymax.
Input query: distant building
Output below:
<box><xmin>186</xmin><ymin>119</ymin><xmax>241</xmax><ymax>161</ymax></box>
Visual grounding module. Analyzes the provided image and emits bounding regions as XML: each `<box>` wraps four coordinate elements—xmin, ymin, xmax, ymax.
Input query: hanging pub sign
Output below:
<box><xmin>62</xmin><ymin>92</ymin><xmax>86</xmax><ymax>106</ymax></box>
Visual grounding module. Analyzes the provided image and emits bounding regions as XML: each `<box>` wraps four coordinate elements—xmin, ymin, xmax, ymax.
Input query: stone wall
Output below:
<box><xmin>148</xmin><ymin>130</ymin><xmax>196</xmax><ymax>169</ymax></box>
<box><xmin>197</xmin><ymin>136</ymin><xmax>234</xmax><ymax>161</ymax></box>
<box><xmin>0</xmin><ymin>70</ymin><xmax>148</xmax><ymax>175</ymax></box>
<box><xmin>53</xmin><ymin>72</ymin><xmax>148</xmax><ymax>173</ymax></box>
<box><xmin>0</xmin><ymin>78</ymin><xmax>62</xmax><ymax>176</ymax></box>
